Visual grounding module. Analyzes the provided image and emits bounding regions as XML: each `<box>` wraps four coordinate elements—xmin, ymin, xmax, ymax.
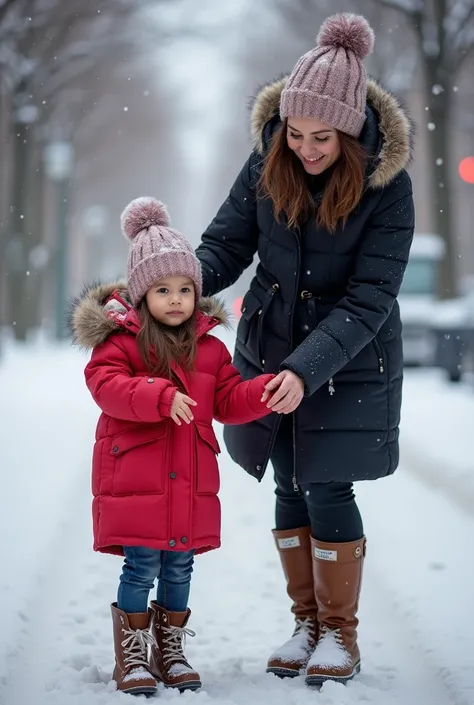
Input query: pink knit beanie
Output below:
<box><xmin>121</xmin><ymin>197</ymin><xmax>202</xmax><ymax>306</ymax></box>
<box><xmin>280</xmin><ymin>13</ymin><xmax>375</xmax><ymax>137</ymax></box>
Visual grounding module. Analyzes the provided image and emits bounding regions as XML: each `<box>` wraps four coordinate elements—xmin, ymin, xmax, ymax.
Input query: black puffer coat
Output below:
<box><xmin>196</xmin><ymin>77</ymin><xmax>415</xmax><ymax>485</ymax></box>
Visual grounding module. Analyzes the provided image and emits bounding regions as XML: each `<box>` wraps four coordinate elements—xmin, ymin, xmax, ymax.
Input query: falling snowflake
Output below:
<box><xmin>427</xmin><ymin>123</ymin><xmax>435</xmax><ymax>131</ymax></box>
<box><xmin>436</xmin><ymin>158</ymin><xmax>443</xmax><ymax>166</ymax></box>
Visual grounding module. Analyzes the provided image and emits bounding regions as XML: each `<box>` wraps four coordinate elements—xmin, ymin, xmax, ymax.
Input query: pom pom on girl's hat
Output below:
<box><xmin>280</xmin><ymin>13</ymin><xmax>375</xmax><ymax>138</ymax></box>
<box><xmin>120</xmin><ymin>197</ymin><xmax>202</xmax><ymax>306</ymax></box>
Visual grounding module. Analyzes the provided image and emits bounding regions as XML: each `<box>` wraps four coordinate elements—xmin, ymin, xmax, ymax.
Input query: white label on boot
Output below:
<box><xmin>278</xmin><ymin>536</ymin><xmax>300</xmax><ymax>549</ymax></box>
<box><xmin>314</xmin><ymin>547</ymin><xmax>338</xmax><ymax>561</ymax></box>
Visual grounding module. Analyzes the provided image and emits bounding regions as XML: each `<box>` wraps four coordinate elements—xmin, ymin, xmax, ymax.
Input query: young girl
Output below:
<box><xmin>70</xmin><ymin>197</ymin><xmax>276</xmax><ymax>696</ymax></box>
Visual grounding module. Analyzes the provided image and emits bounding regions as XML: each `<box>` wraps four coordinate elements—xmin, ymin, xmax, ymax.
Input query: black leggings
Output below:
<box><xmin>271</xmin><ymin>417</ymin><xmax>364</xmax><ymax>543</ymax></box>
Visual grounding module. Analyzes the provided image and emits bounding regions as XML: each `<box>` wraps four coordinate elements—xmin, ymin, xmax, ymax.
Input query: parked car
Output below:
<box><xmin>398</xmin><ymin>233</ymin><xmax>445</xmax><ymax>366</ymax></box>
<box><xmin>432</xmin><ymin>287</ymin><xmax>474</xmax><ymax>382</ymax></box>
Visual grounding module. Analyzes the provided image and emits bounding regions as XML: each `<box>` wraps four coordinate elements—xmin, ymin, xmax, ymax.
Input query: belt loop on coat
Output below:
<box><xmin>300</xmin><ymin>290</ymin><xmax>316</xmax><ymax>320</ymax></box>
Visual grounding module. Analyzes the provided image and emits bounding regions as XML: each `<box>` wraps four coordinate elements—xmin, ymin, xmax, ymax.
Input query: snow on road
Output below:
<box><xmin>1</xmin><ymin>341</ymin><xmax>473</xmax><ymax>705</ymax></box>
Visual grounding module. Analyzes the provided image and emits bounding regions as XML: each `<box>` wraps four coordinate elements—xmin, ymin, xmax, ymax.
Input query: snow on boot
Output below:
<box><xmin>305</xmin><ymin>537</ymin><xmax>366</xmax><ymax>686</ymax></box>
<box><xmin>266</xmin><ymin>527</ymin><xmax>319</xmax><ymax>678</ymax></box>
<box><xmin>149</xmin><ymin>602</ymin><xmax>202</xmax><ymax>692</ymax></box>
<box><xmin>111</xmin><ymin>602</ymin><xmax>158</xmax><ymax>696</ymax></box>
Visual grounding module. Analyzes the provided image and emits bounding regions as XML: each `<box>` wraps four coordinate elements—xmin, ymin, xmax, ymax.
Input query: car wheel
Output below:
<box><xmin>448</xmin><ymin>369</ymin><xmax>462</xmax><ymax>383</ymax></box>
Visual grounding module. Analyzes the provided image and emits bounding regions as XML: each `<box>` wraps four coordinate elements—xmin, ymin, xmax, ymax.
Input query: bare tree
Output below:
<box><xmin>0</xmin><ymin>0</ymin><xmax>152</xmax><ymax>339</ymax></box>
<box><xmin>370</xmin><ymin>0</ymin><xmax>474</xmax><ymax>298</ymax></box>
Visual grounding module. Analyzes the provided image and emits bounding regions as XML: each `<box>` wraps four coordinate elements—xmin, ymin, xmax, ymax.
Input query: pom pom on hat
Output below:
<box><xmin>317</xmin><ymin>13</ymin><xmax>374</xmax><ymax>60</ymax></box>
<box><xmin>121</xmin><ymin>197</ymin><xmax>170</xmax><ymax>241</ymax></box>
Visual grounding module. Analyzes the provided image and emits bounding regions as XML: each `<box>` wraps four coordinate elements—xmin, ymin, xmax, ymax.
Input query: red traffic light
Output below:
<box><xmin>459</xmin><ymin>156</ymin><xmax>474</xmax><ymax>184</ymax></box>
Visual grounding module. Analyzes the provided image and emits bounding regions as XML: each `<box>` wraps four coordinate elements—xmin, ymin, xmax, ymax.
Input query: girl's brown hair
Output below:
<box><xmin>136</xmin><ymin>300</ymin><xmax>198</xmax><ymax>380</ymax></box>
<box><xmin>258</xmin><ymin>119</ymin><xmax>367</xmax><ymax>232</ymax></box>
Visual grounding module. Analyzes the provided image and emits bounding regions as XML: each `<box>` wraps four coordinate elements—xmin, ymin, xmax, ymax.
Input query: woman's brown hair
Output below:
<box><xmin>258</xmin><ymin>119</ymin><xmax>367</xmax><ymax>232</ymax></box>
<box><xmin>136</xmin><ymin>300</ymin><xmax>198</xmax><ymax>380</ymax></box>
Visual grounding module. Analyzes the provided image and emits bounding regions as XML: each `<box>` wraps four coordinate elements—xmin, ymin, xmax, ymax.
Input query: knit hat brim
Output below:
<box><xmin>280</xmin><ymin>89</ymin><xmax>366</xmax><ymax>137</ymax></box>
<box><xmin>128</xmin><ymin>251</ymin><xmax>203</xmax><ymax>306</ymax></box>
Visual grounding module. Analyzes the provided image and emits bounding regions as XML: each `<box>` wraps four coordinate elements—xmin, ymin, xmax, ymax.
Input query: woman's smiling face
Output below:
<box><xmin>286</xmin><ymin>116</ymin><xmax>341</xmax><ymax>174</ymax></box>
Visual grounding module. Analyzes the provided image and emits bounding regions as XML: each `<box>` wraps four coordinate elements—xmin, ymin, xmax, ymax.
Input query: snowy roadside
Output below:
<box><xmin>1</xmin><ymin>341</ymin><xmax>474</xmax><ymax>705</ymax></box>
<box><xmin>0</xmin><ymin>342</ymin><xmax>95</xmax><ymax>683</ymax></box>
<box><xmin>400</xmin><ymin>369</ymin><xmax>474</xmax><ymax>513</ymax></box>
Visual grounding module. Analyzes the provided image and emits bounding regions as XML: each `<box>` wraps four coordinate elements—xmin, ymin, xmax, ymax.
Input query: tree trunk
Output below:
<box><xmin>23</xmin><ymin>148</ymin><xmax>46</xmax><ymax>332</ymax></box>
<box><xmin>423</xmin><ymin>58</ymin><xmax>458</xmax><ymax>299</ymax></box>
<box><xmin>6</xmin><ymin>80</ymin><xmax>35</xmax><ymax>341</ymax></box>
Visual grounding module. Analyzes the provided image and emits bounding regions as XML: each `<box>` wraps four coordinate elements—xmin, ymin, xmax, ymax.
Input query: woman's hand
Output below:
<box><xmin>261</xmin><ymin>370</ymin><xmax>305</xmax><ymax>414</ymax></box>
<box><xmin>170</xmin><ymin>391</ymin><xmax>197</xmax><ymax>425</ymax></box>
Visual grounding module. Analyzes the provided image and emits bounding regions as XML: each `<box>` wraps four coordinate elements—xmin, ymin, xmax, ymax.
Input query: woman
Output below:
<box><xmin>196</xmin><ymin>13</ymin><xmax>414</xmax><ymax>686</ymax></box>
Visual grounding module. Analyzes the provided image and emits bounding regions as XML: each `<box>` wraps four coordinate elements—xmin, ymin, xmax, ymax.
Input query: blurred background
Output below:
<box><xmin>1</xmin><ymin>0</ymin><xmax>474</xmax><ymax>376</ymax></box>
<box><xmin>1</xmin><ymin>4</ymin><xmax>474</xmax><ymax>701</ymax></box>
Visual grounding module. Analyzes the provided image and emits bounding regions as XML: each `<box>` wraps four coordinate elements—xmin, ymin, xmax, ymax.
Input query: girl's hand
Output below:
<box><xmin>261</xmin><ymin>370</ymin><xmax>304</xmax><ymax>414</ymax></box>
<box><xmin>170</xmin><ymin>392</ymin><xmax>197</xmax><ymax>425</ymax></box>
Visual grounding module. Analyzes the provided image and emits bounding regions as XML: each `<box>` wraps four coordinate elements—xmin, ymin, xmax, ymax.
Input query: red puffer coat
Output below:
<box><xmin>70</xmin><ymin>283</ymin><xmax>274</xmax><ymax>556</ymax></box>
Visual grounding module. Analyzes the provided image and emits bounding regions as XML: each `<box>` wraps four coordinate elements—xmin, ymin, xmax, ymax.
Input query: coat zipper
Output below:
<box><xmin>258</xmin><ymin>282</ymin><xmax>279</xmax><ymax>367</ymax></box>
<box><xmin>327</xmin><ymin>337</ymin><xmax>385</xmax><ymax>397</ymax></box>
<box><xmin>290</xmin><ymin>229</ymin><xmax>302</xmax><ymax>493</ymax></box>
<box><xmin>259</xmin><ymin>226</ymin><xmax>301</xmax><ymax>492</ymax></box>
<box><xmin>373</xmin><ymin>336</ymin><xmax>385</xmax><ymax>374</ymax></box>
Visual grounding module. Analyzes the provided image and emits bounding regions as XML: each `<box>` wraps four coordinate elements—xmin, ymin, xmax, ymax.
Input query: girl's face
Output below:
<box><xmin>146</xmin><ymin>276</ymin><xmax>195</xmax><ymax>326</ymax></box>
<box><xmin>286</xmin><ymin>116</ymin><xmax>341</xmax><ymax>175</ymax></box>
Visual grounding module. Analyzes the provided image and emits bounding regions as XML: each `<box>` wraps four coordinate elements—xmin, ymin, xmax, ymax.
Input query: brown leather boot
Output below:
<box><xmin>305</xmin><ymin>537</ymin><xmax>366</xmax><ymax>686</ymax></box>
<box><xmin>111</xmin><ymin>603</ymin><xmax>158</xmax><ymax>695</ymax></box>
<box><xmin>266</xmin><ymin>527</ymin><xmax>319</xmax><ymax>678</ymax></box>
<box><xmin>149</xmin><ymin>602</ymin><xmax>202</xmax><ymax>691</ymax></box>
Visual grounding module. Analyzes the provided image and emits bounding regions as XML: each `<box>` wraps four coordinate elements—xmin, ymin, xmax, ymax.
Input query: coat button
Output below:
<box><xmin>112</xmin><ymin>446</ymin><xmax>119</xmax><ymax>453</ymax></box>
<box><xmin>181</xmin><ymin>537</ymin><xmax>188</xmax><ymax>544</ymax></box>
<box><xmin>147</xmin><ymin>378</ymin><xmax>154</xmax><ymax>383</ymax></box>
<box><xmin>168</xmin><ymin>539</ymin><xmax>176</xmax><ymax>547</ymax></box>
<box><xmin>170</xmin><ymin>472</ymin><xmax>177</xmax><ymax>479</ymax></box>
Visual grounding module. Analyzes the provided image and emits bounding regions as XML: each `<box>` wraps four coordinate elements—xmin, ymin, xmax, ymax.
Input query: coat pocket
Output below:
<box><xmin>110</xmin><ymin>424</ymin><xmax>168</xmax><ymax>495</ymax></box>
<box><xmin>237</xmin><ymin>290</ymin><xmax>263</xmax><ymax>347</ymax></box>
<box><xmin>237</xmin><ymin>281</ymin><xmax>279</xmax><ymax>366</ymax></box>
<box><xmin>195</xmin><ymin>422</ymin><xmax>221</xmax><ymax>495</ymax></box>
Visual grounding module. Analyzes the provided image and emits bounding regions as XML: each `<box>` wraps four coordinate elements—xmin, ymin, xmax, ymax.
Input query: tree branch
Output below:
<box><xmin>454</xmin><ymin>25</ymin><xmax>474</xmax><ymax>70</ymax></box>
<box><xmin>0</xmin><ymin>0</ymin><xmax>18</xmax><ymax>25</ymax></box>
<box><xmin>371</xmin><ymin>0</ymin><xmax>424</xmax><ymax>16</ymax></box>
<box><xmin>445</xmin><ymin>0</ymin><xmax>474</xmax><ymax>44</ymax></box>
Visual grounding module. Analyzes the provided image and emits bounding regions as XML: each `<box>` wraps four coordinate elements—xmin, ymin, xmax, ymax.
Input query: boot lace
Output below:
<box><xmin>318</xmin><ymin>626</ymin><xmax>345</xmax><ymax>647</ymax></box>
<box><xmin>294</xmin><ymin>616</ymin><xmax>316</xmax><ymax>636</ymax></box>
<box><xmin>121</xmin><ymin>628</ymin><xmax>157</xmax><ymax>670</ymax></box>
<box><xmin>162</xmin><ymin>624</ymin><xmax>196</xmax><ymax>665</ymax></box>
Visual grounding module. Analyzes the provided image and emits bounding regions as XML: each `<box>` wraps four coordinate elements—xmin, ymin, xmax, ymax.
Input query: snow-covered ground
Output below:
<box><xmin>1</xmin><ymin>337</ymin><xmax>474</xmax><ymax>705</ymax></box>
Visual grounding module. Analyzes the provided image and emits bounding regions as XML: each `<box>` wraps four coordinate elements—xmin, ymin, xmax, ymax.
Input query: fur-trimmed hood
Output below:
<box><xmin>68</xmin><ymin>281</ymin><xmax>230</xmax><ymax>350</ymax></box>
<box><xmin>250</xmin><ymin>76</ymin><xmax>414</xmax><ymax>189</ymax></box>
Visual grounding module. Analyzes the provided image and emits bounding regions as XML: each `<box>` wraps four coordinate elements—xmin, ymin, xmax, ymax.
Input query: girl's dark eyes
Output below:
<box><xmin>289</xmin><ymin>132</ymin><xmax>329</xmax><ymax>143</ymax></box>
<box><xmin>156</xmin><ymin>287</ymin><xmax>191</xmax><ymax>294</ymax></box>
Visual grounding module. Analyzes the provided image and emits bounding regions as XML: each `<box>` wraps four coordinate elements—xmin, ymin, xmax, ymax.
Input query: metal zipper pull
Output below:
<box><xmin>291</xmin><ymin>415</ymin><xmax>299</xmax><ymax>492</ymax></box>
<box><xmin>292</xmin><ymin>471</ymin><xmax>299</xmax><ymax>493</ymax></box>
<box><xmin>378</xmin><ymin>358</ymin><xmax>384</xmax><ymax>374</ymax></box>
<box><xmin>328</xmin><ymin>377</ymin><xmax>335</xmax><ymax>395</ymax></box>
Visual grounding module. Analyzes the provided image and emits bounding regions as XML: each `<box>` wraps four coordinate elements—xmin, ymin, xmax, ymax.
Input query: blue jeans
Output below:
<box><xmin>117</xmin><ymin>546</ymin><xmax>195</xmax><ymax>614</ymax></box>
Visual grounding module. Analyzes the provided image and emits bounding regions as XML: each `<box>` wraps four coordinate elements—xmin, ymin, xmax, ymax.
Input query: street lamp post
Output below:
<box><xmin>43</xmin><ymin>141</ymin><xmax>75</xmax><ymax>340</ymax></box>
<box><xmin>83</xmin><ymin>205</ymin><xmax>108</xmax><ymax>281</ymax></box>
